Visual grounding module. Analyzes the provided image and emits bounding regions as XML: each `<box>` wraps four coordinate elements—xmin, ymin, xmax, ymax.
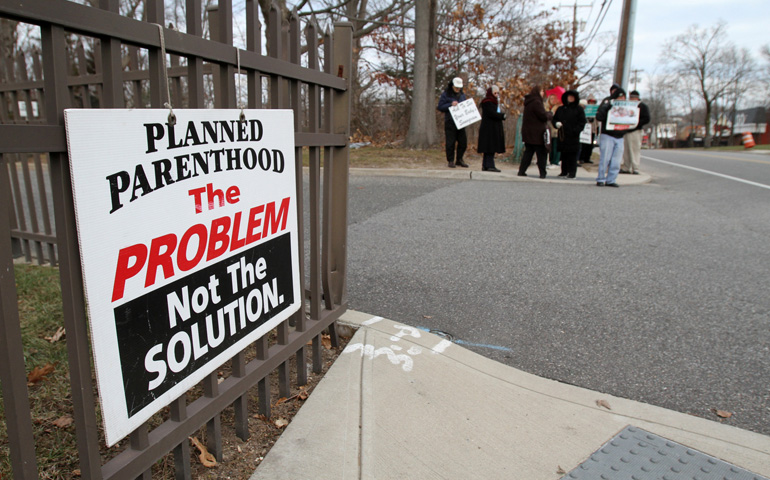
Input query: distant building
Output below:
<box><xmin>732</xmin><ymin>107</ymin><xmax>768</xmax><ymax>145</ymax></box>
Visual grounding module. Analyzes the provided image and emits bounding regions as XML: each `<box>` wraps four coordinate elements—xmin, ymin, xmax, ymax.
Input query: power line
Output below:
<box><xmin>584</xmin><ymin>0</ymin><xmax>607</xmax><ymax>41</ymax></box>
<box><xmin>581</xmin><ymin>0</ymin><xmax>613</xmax><ymax>51</ymax></box>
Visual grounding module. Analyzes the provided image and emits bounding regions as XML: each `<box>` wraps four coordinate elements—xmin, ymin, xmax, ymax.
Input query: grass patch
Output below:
<box><xmin>349</xmin><ymin>145</ymin><xmax>448</xmax><ymax>168</ymax></box>
<box><xmin>0</xmin><ymin>263</ymin><xmax>80</xmax><ymax>479</ymax></box>
<box><xmin>298</xmin><ymin>145</ymin><xmax>453</xmax><ymax>169</ymax></box>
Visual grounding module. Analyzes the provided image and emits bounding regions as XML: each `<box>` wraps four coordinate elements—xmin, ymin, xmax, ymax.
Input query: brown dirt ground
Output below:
<box><xmin>153</xmin><ymin>333</ymin><xmax>351</xmax><ymax>480</ymax></box>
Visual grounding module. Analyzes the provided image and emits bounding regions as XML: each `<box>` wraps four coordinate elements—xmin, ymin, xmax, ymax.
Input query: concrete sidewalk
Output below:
<box><xmin>252</xmin><ymin>310</ymin><xmax>770</xmax><ymax>479</ymax></box>
<box><xmin>348</xmin><ymin>163</ymin><xmax>651</xmax><ymax>186</ymax></box>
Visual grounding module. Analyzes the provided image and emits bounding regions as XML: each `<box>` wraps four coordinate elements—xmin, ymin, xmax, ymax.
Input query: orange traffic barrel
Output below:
<box><xmin>742</xmin><ymin>132</ymin><xmax>755</xmax><ymax>148</ymax></box>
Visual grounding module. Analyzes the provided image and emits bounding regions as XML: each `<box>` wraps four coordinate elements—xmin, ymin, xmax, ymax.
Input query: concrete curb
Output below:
<box><xmin>347</xmin><ymin>166</ymin><xmax>652</xmax><ymax>186</ymax></box>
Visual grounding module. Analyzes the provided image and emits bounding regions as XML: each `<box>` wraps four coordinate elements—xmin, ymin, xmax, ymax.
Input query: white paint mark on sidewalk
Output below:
<box><xmin>390</xmin><ymin>324</ymin><xmax>421</xmax><ymax>342</ymax></box>
<box><xmin>343</xmin><ymin>343</ymin><xmax>416</xmax><ymax>372</ymax></box>
<box><xmin>431</xmin><ymin>339</ymin><xmax>453</xmax><ymax>354</ymax></box>
<box><xmin>362</xmin><ymin>316</ymin><xmax>383</xmax><ymax>326</ymax></box>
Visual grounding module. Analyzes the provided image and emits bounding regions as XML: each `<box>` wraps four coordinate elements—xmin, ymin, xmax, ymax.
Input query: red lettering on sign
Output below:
<box><xmin>110</xmin><ymin>197</ymin><xmax>291</xmax><ymax>302</ymax></box>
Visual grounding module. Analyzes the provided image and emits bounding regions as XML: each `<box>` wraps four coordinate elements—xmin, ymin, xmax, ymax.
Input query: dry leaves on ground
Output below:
<box><xmin>52</xmin><ymin>416</ymin><xmax>74</xmax><ymax>428</ymax></box>
<box><xmin>27</xmin><ymin>363</ymin><xmax>55</xmax><ymax>386</ymax></box>
<box><xmin>556</xmin><ymin>465</ymin><xmax>567</xmax><ymax>475</ymax></box>
<box><xmin>189</xmin><ymin>436</ymin><xmax>218</xmax><ymax>468</ymax></box>
<box><xmin>712</xmin><ymin>408</ymin><xmax>733</xmax><ymax>419</ymax></box>
<box><xmin>595</xmin><ymin>399</ymin><xmax>612</xmax><ymax>410</ymax></box>
<box><xmin>274</xmin><ymin>418</ymin><xmax>289</xmax><ymax>429</ymax></box>
<box><xmin>45</xmin><ymin>326</ymin><xmax>66</xmax><ymax>343</ymax></box>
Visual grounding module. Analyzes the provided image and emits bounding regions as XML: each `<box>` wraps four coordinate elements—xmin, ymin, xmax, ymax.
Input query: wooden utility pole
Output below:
<box><xmin>613</xmin><ymin>0</ymin><xmax>637</xmax><ymax>89</ymax></box>
<box><xmin>630</xmin><ymin>68</ymin><xmax>644</xmax><ymax>90</ymax></box>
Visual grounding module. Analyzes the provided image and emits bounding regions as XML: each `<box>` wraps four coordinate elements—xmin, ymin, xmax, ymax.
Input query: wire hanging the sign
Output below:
<box><xmin>236</xmin><ymin>48</ymin><xmax>246</xmax><ymax>123</ymax></box>
<box><xmin>153</xmin><ymin>23</ymin><xmax>175</xmax><ymax>126</ymax></box>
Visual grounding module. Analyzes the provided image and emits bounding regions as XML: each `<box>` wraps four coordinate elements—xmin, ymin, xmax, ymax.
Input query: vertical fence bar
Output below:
<box><xmin>129</xmin><ymin>425</ymin><xmax>152</xmax><ymax>480</ymax></box>
<box><xmin>323</xmin><ymin>22</ymin><xmax>352</xmax><ymax>347</ymax></box>
<box><xmin>328</xmin><ymin>22</ymin><xmax>352</xmax><ymax>307</ymax></box>
<box><xmin>41</xmin><ymin>22</ymin><xmax>104</xmax><ymax>480</ymax></box>
<box><xmin>186</xmin><ymin>0</ymin><xmax>204</xmax><ymax>109</ymax></box>
<box><xmin>245</xmin><ymin>0</ymin><xmax>262</xmax><ymax>109</ymax></box>
<box><xmin>320</xmin><ymin>26</ymin><xmax>339</xmax><ymax>345</ymax></box>
<box><xmin>147</xmin><ymin>0</ymin><xmax>165</xmax><ymax>109</ymax></box>
<box><xmin>305</xmin><ymin>19</ymin><xmax>324</xmax><ymax>374</ymax></box>
<box><xmin>203</xmin><ymin>374</ymin><xmax>223</xmax><ymax>462</ymax></box>
<box><xmin>287</xmin><ymin>8</ymin><xmax>308</xmax><ymax>387</ymax></box>
<box><xmin>19</xmin><ymin>153</ymin><xmax>42</xmax><ymax>263</ymax></box>
<box><xmin>169</xmin><ymin>397</ymin><xmax>191</xmax><ymax>480</ymax></box>
<box><xmin>7</xmin><ymin>157</ymin><xmax>31</xmax><ymax>262</ymax></box>
<box><xmin>268</xmin><ymin>2</ymin><xmax>291</xmax><ymax>400</ymax></box>
<box><xmin>127</xmin><ymin>46</ymin><xmax>142</xmax><ymax>108</ymax></box>
<box><xmin>99</xmin><ymin>0</ymin><xmax>123</xmax><ymax>108</ymax></box>
<box><xmin>0</xmin><ymin>153</ymin><xmax>38</xmax><ymax>480</ymax></box>
<box><xmin>256</xmin><ymin>335</ymin><xmax>271</xmax><ymax>418</ymax></box>
<box><xmin>31</xmin><ymin>151</ymin><xmax>55</xmax><ymax>264</ymax></box>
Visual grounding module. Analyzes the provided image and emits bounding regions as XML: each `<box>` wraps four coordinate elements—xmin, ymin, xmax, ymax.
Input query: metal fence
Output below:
<box><xmin>0</xmin><ymin>1</ymin><xmax>351</xmax><ymax>478</ymax></box>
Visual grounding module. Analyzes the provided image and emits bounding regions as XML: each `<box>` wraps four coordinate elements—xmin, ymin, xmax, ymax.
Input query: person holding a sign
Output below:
<box><xmin>517</xmin><ymin>85</ymin><xmax>553</xmax><ymax>179</ymax></box>
<box><xmin>477</xmin><ymin>85</ymin><xmax>506</xmax><ymax>172</ymax></box>
<box><xmin>595</xmin><ymin>87</ymin><xmax>628</xmax><ymax>187</ymax></box>
<box><xmin>553</xmin><ymin>90</ymin><xmax>587</xmax><ymax>179</ymax></box>
<box><xmin>620</xmin><ymin>90</ymin><xmax>651</xmax><ymax>175</ymax></box>
<box><xmin>579</xmin><ymin>95</ymin><xmax>598</xmax><ymax>165</ymax></box>
<box><xmin>437</xmin><ymin>77</ymin><xmax>470</xmax><ymax>168</ymax></box>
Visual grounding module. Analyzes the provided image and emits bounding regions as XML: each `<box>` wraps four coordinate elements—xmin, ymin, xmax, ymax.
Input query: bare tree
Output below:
<box><xmin>760</xmin><ymin>44</ymin><xmax>770</xmax><ymax>109</ymax></box>
<box><xmin>661</xmin><ymin>22</ymin><xmax>755</xmax><ymax>147</ymax></box>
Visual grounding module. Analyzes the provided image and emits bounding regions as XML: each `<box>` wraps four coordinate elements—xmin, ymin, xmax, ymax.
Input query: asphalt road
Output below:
<box><xmin>344</xmin><ymin>149</ymin><xmax>770</xmax><ymax>436</ymax></box>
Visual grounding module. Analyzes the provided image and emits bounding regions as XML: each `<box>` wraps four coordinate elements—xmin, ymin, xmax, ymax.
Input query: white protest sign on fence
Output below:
<box><xmin>579</xmin><ymin>123</ymin><xmax>593</xmax><ymax>144</ymax></box>
<box><xmin>64</xmin><ymin>108</ymin><xmax>301</xmax><ymax>446</ymax></box>
<box><xmin>606</xmin><ymin>100</ymin><xmax>639</xmax><ymax>131</ymax></box>
<box><xmin>449</xmin><ymin>98</ymin><xmax>481</xmax><ymax>129</ymax></box>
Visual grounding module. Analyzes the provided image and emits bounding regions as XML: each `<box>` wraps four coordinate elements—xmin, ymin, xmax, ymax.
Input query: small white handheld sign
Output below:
<box><xmin>607</xmin><ymin>100</ymin><xmax>640</xmax><ymax>131</ymax></box>
<box><xmin>449</xmin><ymin>99</ymin><xmax>481</xmax><ymax>129</ymax></box>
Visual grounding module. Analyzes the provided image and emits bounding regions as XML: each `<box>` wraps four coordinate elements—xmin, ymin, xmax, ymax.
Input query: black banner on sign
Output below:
<box><xmin>114</xmin><ymin>232</ymin><xmax>294</xmax><ymax>417</ymax></box>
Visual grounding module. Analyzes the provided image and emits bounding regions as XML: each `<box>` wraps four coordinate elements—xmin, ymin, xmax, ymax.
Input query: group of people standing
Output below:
<box><xmin>437</xmin><ymin>77</ymin><xmax>650</xmax><ymax>187</ymax></box>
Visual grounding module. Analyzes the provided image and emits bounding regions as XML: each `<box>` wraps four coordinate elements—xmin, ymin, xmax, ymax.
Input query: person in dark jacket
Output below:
<box><xmin>477</xmin><ymin>85</ymin><xmax>506</xmax><ymax>172</ymax></box>
<box><xmin>553</xmin><ymin>89</ymin><xmax>587</xmax><ymax>178</ymax></box>
<box><xmin>594</xmin><ymin>87</ymin><xmax>627</xmax><ymax>187</ymax></box>
<box><xmin>517</xmin><ymin>85</ymin><xmax>552</xmax><ymax>179</ymax></box>
<box><xmin>620</xmin><ymin>90</ymin><xmax>651</xmax><ymax>174</ymax></box>
<box><xmin>437</xmin><ymin>77</ymin><xmax>469</xmax><ymax>168</ymax></box>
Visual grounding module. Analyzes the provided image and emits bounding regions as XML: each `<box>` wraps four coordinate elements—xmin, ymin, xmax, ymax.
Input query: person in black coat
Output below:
<box><xmin>477</xmin><ymin>85</ymin><xmax>506</xmax><ymax>172</ymax></box>
<box><xmin>517</xmin><ymin>85</ymin><xmax>552</xmax><ymax>179</ymax></box>
<box><xmin>437</xmin><ymin>77</ymin><xmax>469</xmax><ymax>168</ymax></box>
<box><xmin>553</xmin><ymin>90</ymin><xmax>587</xmax><ymax>178</ymax></box>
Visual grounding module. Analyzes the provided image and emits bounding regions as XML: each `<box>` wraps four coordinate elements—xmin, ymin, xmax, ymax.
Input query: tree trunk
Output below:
<box><xmin>405</xmin><ymin>0</ymin><xmax>438</xmax><ymax>149</ymax></box>
<box><xmin>704</xmin><ymin>100</ymin><xmax>712</xmax><ymax>148</ymax></box>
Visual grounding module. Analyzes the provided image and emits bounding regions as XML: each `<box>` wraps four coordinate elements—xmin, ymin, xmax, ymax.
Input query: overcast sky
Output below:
<box><xmin>542</xmin><ymin>0</ymin><xmax>770</xmax><ymax>95</ymax></box>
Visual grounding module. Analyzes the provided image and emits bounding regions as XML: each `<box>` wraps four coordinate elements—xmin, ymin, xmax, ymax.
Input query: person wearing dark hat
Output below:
<box><xmin>594</xmin><ymin>87</ymin><xmax>628</xmax><ymax>187</ymax></box>
<box><xmin>517</xmin><ymin>84</ymin><xmax>552</xmax><ymax>179</ymax></box>
<box><xmin>477</xmin><ymin>85</ymin><xmax>506</xmax><ymax>172</ymax></box>
<box><xmin>620</xmin><ymin>90</ymin><xmax>651</xmax><ymax>174</ymax></box>
<box><xmin>600</xmin><ymin>83</ymin><xmax>621</xmax><ymax>107</ymax></box>
<box><xmin>553</xmin><ymin>89</ymin><xmax>587</xmax><ymax>178</ymax></box>
<box><xmin>437</xmin><ymin>77</ymin><xmax>470</xmax><ymax>168</ymax></box>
